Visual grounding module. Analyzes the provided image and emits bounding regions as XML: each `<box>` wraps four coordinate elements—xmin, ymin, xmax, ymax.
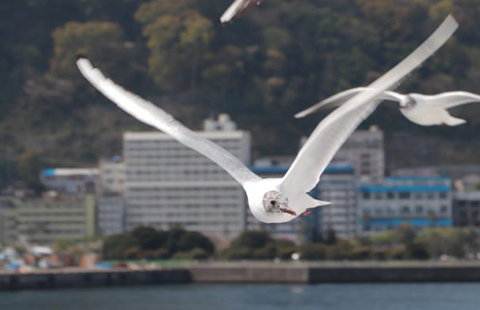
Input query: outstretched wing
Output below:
<box><xmin>282</xmin><ymin>15</ymin><xmax>458</xmax><ymax>194</ymax></box>
<box><xmin>426</xmin><ymin>91</ymin><xmax>480</xmax><ymax>110</ymax></box>
<box><xmin>77</xmin><ymin>57</ymin><xmax>260</xmax><ymax>186</ymax></box>
<box><xmin>295</xmin><ymin>88</ymin><xmax>406</xmax><ymax>118</ymax></box>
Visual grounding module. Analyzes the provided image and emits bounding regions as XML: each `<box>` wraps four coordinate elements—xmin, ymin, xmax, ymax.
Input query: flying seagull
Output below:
<box><xmin>77</xmin><ymin>15</ymin><xmax>457</xmax><ymax>223</ymax></box>
<box><xmin>220</xmin><ymin>0</ymin><xmax>265</xmax><ymax>24</ymax></box>
<box><xmin>295</xmin><ymin>88</ymin><xmax>480</xmax><ymax>126</ymax></box>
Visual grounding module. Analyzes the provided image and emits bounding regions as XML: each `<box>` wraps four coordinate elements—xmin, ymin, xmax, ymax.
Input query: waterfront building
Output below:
<box><xmin>123</xmin><ymin>115</ymin><xmax>250</xmax><ymax>239</ymax></box>
<box><xmin>40</xmin><ymin>168</ymin><xmax>98</xmax><ymax>195</ymax></box>
<box><xmin>452</xmin><ymin>191</ymin><xmax>480</xmax><ymax>227</ymax></box>
<box><xmin>0</xmin><ymin>194</ymin><xmax>96</xmax><ymax>245</ymax></box>
<box><xmin>358</xmin><ymin>176</ymin><xmax>452</xmax><ymax>235</ymax></box>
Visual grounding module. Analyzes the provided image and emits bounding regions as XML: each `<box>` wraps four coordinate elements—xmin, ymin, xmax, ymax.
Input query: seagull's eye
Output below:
<box><xmin>270</xmin><ymin>200</ymin><xmax>276</xmax><ymax>206</ymax></box>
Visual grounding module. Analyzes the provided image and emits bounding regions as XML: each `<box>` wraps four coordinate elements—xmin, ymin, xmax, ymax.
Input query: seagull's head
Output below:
<box><xmin>262</xmin><ymin>191</ymin><xmax>297</xmax><ymax>216</ymax></box>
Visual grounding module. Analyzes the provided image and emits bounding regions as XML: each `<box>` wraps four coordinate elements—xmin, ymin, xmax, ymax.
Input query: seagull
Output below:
<box><xmin>220</xmin><ymin>0</ymin><xmax>265</xmax><ymax>24</ymax></box>
<box><xmin>77</xmin><ymin>15</ymin><xmax>457</xmax><ymax>223</ymax></box>
<box><xmin>295</xmin><ymin>88</ymin><xmax>480</xmax><ymax>127</ymax></box>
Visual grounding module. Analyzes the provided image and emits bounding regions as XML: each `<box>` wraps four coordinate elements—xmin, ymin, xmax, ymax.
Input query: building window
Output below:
<box><xmin>439</xmin><ymin>192</ymin><xmax>448</xmax><ymax>199</ymax></box>
<box><xmin>363</xmin><ymin>192</ymin><xmax>371</xmax><ymax>200</ymax></box>
<box><xmin>387</xmin><ymin>192</ymin><xmax>395</xmax><ymax>199</ymax></box>
<box><xmin>440</xmin><ymin>205</ymin><xmax>448</xmax><ymax>214</ymax></box>
<box><xmin>399</xmin><ymin>192</ymin><xmax>411</xmax><ymax>199</ymax></box>
<box><xmin>415</xmin><ymin>205</ymin><xmax>424</xmax><ymax>215</ymax></box>
<box><xmin>401</xmin><ymin>206</ymin><xmax>410</xmax><ymax>215</ymax></box>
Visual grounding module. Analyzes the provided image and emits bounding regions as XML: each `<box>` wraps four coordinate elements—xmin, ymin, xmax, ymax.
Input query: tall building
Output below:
<box><xmin>123</xmin><ymin>115</ymin><xmax>250</xmax><ymax>239</ymax></box>
<box><xmin>0</xmin><ymin>194</ymin><xmax>96</xmax><ymax>245</ymax></box>
<box><xmin>331</xmin><ymin>126</ymin><xmax>384</xmax><ymax>184</ymax></box>
<box><xmin>358</xmin><ymin>176</ymin><xmax>452</xmax><ymax>236</ymax></box>
<box><xmin>318</xmin><ymin>166</ymin><xmax>357</xmax><ymax>239</ymax></box>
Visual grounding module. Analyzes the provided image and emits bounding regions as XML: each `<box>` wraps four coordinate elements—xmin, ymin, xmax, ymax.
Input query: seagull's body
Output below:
<box><xmin>295</xmin><ymin>88</ymin><xmax>480</xmax><ymax>127</ymax></box>
<box><xmin>77</xmin><ymin>16</ymin><xmax>457</xmax><ymax>224</ymax></box>
<box><xmin>220</xmin><ymin>0</ymin><xmax>265</xmax><ymax>24</ymax></box>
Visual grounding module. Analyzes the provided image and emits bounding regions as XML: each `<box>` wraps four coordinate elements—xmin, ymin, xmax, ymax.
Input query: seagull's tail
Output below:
<box><xmin>298</xmin><ymin>193</ymin><xmax>330</xmax><ymax>210</ymax></box>
<box><xmin>444</xmin><ymin>116</ymin><xmax>467</xmax><ymax>126</ymax></box>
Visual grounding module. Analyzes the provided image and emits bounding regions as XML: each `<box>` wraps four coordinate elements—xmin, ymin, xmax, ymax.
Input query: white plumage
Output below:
<box><xmin>296</xmin><ymin>88</ymin><xmax>480</xmax><ymax>126</ymax></box>
<box><xmin>220</xmin><ymin>0</ymin><xmax>265</xmax><ymax>24</ymax></box>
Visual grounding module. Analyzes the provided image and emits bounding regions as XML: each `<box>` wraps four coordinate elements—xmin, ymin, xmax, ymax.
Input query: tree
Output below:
<box><xmin>17</xmin><ymin>150</ymin><xmax>43</xmax><ymax>192</ymax></box>
<box><xmin>131</xmin><ymin>226</ymin><xmax>167</xmax><ymax>251</ymax></box>
<box><xmin>232</xmin><ymin>231</ymin><xmax>274</xmax><ymax>250</ymax></box>
<box><xmin>50</xmin><ymin>21</ymin><xmax>127</xmax><ymax>80</ymax></box>
<box><xmin>136</xmin><ymin>0</ymin><xmax>213</xmax><ymax>91</ymax></box>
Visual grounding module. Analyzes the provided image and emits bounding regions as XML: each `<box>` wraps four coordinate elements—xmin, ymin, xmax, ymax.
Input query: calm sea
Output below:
<box><xmin>1</xmin><ymin>283</ymin><xmax>479</xmax><ymax>310</ymax></box>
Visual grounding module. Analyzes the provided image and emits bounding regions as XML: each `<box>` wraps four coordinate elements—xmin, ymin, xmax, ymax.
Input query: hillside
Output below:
<box><xmin>0</xmin><ymin>0</ymin><xmax>479</xmax><ymax>186</ymax></box>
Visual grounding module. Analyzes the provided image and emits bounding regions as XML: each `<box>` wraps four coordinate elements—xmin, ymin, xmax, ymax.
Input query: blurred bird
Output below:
<box><xmin>295</xmin><ymin>88</ymin><xmax>480</xmax><ymax>127</ymax></box>
<box><xmin>77</xmin><ymin>16</ymin><xmax>457</xmax><ymax>223</ymax></box>
<box><xmin>220</xmin><ymin>0</ymin><xmax>265</xmax><ymax>24</ymax></box>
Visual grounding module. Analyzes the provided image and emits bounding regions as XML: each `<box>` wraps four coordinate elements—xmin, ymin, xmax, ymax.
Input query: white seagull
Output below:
<box><xmin>77</xmin><ymin>16</ymin><xmax>457</xmax><ymax>223</ymax></box>
<box><xmin>220</xmin><ymin>0</ymin><xmax>265</xmax><ymax>24</ymax></box>
<box><xmin>295</xmin><ymin>88</ymin><xmax>480</xmax><ymax>127</ymax></box>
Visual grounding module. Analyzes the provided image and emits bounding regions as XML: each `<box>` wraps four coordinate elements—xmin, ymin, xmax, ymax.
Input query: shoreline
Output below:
<box><xmin>2</xmin><ymin>262</ymin><xmax>480</xmax><ymax>290</ymax></box>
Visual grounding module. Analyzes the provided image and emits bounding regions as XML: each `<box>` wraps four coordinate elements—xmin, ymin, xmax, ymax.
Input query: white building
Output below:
<box><xmin>330</xmin><ymin>125</ymin><xmax>384</xmax><ymax>184</ymax></box>
<box><xmin>358</xmin><ymin>176</ymin><xmax>452</xmax><ymax>236</ymax></box>
<box><xmin>123</xmin><ymin>115</ymin><xmax>250</xmax><ymax>239</ymax></box>
<box><xmin>40</xmin><ymin>168</ymin><xmax>98</xmax><ymax>195</ymax></box>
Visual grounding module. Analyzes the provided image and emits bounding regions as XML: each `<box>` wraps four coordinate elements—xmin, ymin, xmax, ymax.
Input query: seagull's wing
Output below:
<box><xmin>295</xmin><ymin>88</ymin><xmax>407</xmax><ymax>118</ymax></box>
<box><xmin>220</xmin><ymin>0</ymin><xmax>254</xmax><ymax>24</ymax></box>
<box><xmin>77</xmin><ymin>57</ymin><xmax>261</xmax><ymax>186</ymax></box>
<box><xmin>426</xmin><ymin>91</ymin><xmax>480</xmax><ymax>109</ymax></box>
<box><xmin>282</xmin><ymin>15</ymin><xmax>458</xmax><ymax>194</ymax></box>
<box><xmin>294</xmin><ymin>88</ymin><xmax>367</xmax><ymax>118</ymax></box>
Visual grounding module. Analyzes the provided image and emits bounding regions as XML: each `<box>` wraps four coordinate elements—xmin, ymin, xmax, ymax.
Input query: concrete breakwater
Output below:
<box><xmin>2</xmin><ymin>263</ymin><xmax>480</xmax><ymax>290</ymax></box>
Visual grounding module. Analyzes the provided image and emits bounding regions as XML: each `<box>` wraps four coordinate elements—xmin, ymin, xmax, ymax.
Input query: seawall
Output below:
<box><xmin>2</xmin><ymin>263</ymin><xmax>480</xmax><ymax>290</ymax></box>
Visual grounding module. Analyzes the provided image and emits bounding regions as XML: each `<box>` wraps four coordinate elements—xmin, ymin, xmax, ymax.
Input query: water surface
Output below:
<box><xmin>1</xmin><ymin>283</ymin><xmax>479</xmax><ymax>310</ymax></box>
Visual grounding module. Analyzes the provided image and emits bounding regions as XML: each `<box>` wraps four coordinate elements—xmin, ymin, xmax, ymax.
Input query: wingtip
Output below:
<box><xmin>76</xmin><ymin>53</ymin><xmax>88</xmax><ymax>61</ymax></box>
<box><xmin>294</xmin><ymin>112</ymin><xmax>306</xmax><ymax>119</ymax></box>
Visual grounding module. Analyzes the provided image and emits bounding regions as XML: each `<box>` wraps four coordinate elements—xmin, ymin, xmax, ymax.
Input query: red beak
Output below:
<box><xmin>280</xmin><ymin>207</ymin><xmax>297</xmax><ymax>216</ymax></box>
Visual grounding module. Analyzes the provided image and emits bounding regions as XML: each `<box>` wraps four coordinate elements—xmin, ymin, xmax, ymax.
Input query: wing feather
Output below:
<box><xmin>77</xmin><ymin>57</ymin><xmax>260</xmax><ymax>186</ymax></box>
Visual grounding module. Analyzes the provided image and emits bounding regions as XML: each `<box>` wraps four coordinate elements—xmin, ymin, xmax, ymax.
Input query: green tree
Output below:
<box><xmin>50</xmin><ymin>21</ymin><xmax>126</xmax><ymax>79</ymax></box>
<box><xmin>17</xmin><ymin>150</ymin><xmax>44</xmax><ymax>192</ymax></box>
<box><xmin>136</xmin><ymin>0</ymin><xmax>213</xmax><ymax>91</ymax></box>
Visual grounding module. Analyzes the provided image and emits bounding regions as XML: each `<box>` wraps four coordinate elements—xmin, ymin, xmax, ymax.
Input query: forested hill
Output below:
<box><xmin>0</xmin><ymin>0</ymin><xmax>480</xmax><ymax>179</ymax></box>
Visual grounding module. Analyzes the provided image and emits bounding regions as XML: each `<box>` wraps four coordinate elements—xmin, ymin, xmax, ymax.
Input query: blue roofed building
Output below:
<box><xmin>358</xmin><ymin>176</ymin><xmax>453</xmax><ymax>236</ymax></box>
